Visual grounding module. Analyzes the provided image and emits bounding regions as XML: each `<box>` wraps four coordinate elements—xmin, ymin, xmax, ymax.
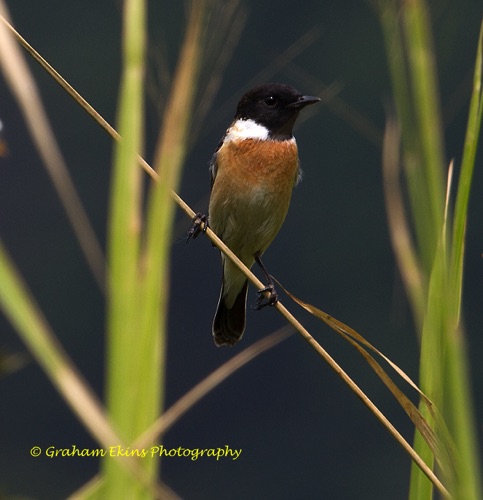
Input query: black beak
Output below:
<box><xmin>289</xmin><ymin>95</ymin><xmax>321</xmax><ymax>109</ymax></box>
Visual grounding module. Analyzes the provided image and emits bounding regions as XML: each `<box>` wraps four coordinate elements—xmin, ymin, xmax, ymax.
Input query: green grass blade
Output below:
<box><xmin>378</xmin><ymin>3</ymin><xmax>427</xmax><ymax>326</ymax></box>
<box><xmin>377</xmin><ymin>2</ymin><xmax>482</xmax><ymax>499</ymax></box>
<box><xmin>410</xmin><ymin>236</ymin><xmax>447</xmax><ymax>500</ymax></box>
<box><xmin>400</xmin><ymin>0</ymin><xmax>446</xmax><ymax>275</ymax></box>
<box><xmin>450</xmin><ymin>20</ymin><xmax>483</xmax><ymax>313</ymax></box>
<box><xmin>102</xmin><ymin>0</ymin><xmax>148</xmax><ymax>497</ymax></box>
<box><xmin>444</xmin><ymin>20</ymin><xmax>483</xmax><ymax>500</ymax></box>
<box><xmin>377</xmin><ymin>0</ymin><xmax>445</xmax><ymax>283</ymax></box>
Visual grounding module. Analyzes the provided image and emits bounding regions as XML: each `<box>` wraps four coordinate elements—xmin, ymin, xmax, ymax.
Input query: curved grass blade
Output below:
<box><xmin>275</xmin><ymin>281</ymin><xmax>451</xmax><ymax>467</ymax></box>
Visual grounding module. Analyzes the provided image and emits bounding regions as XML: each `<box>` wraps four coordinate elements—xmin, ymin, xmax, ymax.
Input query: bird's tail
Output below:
<box><xmin>212</xmin><ymin>278</ymin><xmax>248</xmax><ymax>347</ymax></box>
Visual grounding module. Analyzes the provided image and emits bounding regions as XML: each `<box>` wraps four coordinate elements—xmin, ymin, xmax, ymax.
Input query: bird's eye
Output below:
<box><xmin>264</xmin><ymin>96</ymin><xmax>277</xmax><ymax>106</ymax></box>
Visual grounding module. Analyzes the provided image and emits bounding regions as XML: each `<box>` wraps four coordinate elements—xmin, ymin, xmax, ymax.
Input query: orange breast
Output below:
<box><xmin>215</xmin><ymin>138</ymin><xmax>299</xmax><ymax>192</ymax></box>
<box><xmin>209</xmin><ymin>138</ymin><xmax>299</xmax><ymax>264</ymax></box>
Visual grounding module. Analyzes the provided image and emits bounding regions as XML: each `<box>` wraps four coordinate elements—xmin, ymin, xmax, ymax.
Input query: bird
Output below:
<box><xmin>189</xmin><ymin>83</ymin><xmax>320</xmax><ymax>346</ymax></box>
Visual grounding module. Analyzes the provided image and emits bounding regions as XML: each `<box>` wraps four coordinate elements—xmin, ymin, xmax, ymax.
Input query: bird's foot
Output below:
<box><xmin>254</xmin><ymin>283</ymin><xmax>278</xmax><ymax>310</ymax></box>
<box><xmin>186</xmin><ymin>213</ymin><xmax>209</xmax><ymax>243</ymax></box>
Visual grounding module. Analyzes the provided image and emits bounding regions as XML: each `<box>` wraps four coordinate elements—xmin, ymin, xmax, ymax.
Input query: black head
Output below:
<box><xmin>234</xmin><ymin>83</ymin><xmax>320</xmax><ymax>140</ymax></box>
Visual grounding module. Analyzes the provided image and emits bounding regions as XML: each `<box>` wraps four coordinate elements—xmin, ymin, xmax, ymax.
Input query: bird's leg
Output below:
<box><xmin>254</xmin><ymin>255</ymin><xmax>278</xmax><ymax>309</ymax></box>
<box><xmin>186</xmin><ymin>213</ymin><xmax>209</xmax><ymax>243</ymax></box>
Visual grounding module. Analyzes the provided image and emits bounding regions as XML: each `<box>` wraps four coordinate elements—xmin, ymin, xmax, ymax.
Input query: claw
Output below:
<box><xmin>186</xmin><ymin>213</ymin><xmax>208</xmax><ymax>243</ymax></box>
<box><xmin>254</xmin><ymin>283</ymin><xmax>278</xmax><ymax>310</ymax></box>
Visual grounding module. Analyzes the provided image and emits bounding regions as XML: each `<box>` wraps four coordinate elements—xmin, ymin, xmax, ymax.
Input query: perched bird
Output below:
<box><xmin>190</xmin><ymin>83</ymin><xmax>320</xmax><ymax>346</ymax></box>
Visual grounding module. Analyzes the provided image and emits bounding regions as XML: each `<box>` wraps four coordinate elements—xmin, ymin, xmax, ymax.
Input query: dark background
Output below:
<box><xmin>1</xmin><ymin>1</ymin><xmax>482</xmax><ymax>499</ymax></box>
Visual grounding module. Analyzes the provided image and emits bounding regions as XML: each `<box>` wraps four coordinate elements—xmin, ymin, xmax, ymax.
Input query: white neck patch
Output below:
<box><xmin>224</xmin><ymin>118</ymin><xmax>269</xmax><ymax>142</ymax></box>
